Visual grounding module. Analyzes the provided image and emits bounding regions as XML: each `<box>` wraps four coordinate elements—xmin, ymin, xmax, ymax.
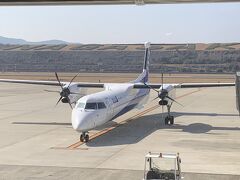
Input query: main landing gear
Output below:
<box><xmin>164</xmin><ymin>104</ymin><xmax>174</xmax><ymax>125</ymax></box>
<box><xmin>80</xmin><ymin>132</ymin><xmax>89</xmax><ymax>142</ymax></box>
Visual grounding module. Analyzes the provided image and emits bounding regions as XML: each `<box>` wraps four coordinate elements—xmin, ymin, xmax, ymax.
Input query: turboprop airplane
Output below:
<box><xmin>0</xmin><ymin>42</ymin><xmax>238</xmax><ymax>142</ymax></box>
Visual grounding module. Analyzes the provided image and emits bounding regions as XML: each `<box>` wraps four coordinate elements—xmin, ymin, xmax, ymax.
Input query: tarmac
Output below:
<box><xmin>0</xmin><ymin>82</ymin><xmax>239</xmax><ymax>180</ymax></box>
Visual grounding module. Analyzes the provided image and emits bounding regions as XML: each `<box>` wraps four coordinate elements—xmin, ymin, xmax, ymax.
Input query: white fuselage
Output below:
<box><xmin>71</xmin><ymin>83</ymin><xmax>150</xmax><ymax>132</ymax></box>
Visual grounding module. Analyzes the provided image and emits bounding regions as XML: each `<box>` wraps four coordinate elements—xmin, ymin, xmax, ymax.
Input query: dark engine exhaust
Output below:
<box><xmin>159</xmin><ymin>100</ymin><xmax>168</xmax><ymax>106</ymax></box>
<box><xmin>61</xmin><ymin>97</ymin><xmax>69</xmax><ymax>103</ymax></box>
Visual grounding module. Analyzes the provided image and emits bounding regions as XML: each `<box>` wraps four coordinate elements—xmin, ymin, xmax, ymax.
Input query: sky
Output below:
<box><xmin>0</xmin><ymin>3</ymin><xmax>240</xmax><ymax>44</ymax></box>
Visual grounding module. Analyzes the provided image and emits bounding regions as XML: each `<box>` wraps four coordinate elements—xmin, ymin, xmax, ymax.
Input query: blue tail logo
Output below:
<box><xmin>134</xmin><ymin>42</ymin><xmax>150</xmax><ymax>83</ymax></box>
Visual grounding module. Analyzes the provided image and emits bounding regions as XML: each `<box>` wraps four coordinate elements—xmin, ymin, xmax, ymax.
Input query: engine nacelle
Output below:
<box><xmin>62</xmin><ymin>83</ymin><xmax>88</xmax><ymax>104</ymax></box>
<box><xmin>159</xmin><ymin>100</ymin><xmax>168</xmax><ymax>106</ymax></box>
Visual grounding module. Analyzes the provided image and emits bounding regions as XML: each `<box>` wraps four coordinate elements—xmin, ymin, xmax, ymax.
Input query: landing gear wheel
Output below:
<box><xmin>165</xmin><ymin>117</ymin><xmax>169</xmax><ymax>125</ymax></box>
<box><xmin>80</xmin><ymin>134</ymin><xmax>84</xmax><ymax>142</ymax></box>
<box><xmin>80</xmin><ymin>133</ymin><xmax>89</xmax><ymax>143</ymax></box>
<box><xmin>84</xmin><ymin>134</ymin><xmax>89</xmax><ymax>142</ymax></box>
<box><xmin>165</xmin><ymin>116</ymin><xmax>174</xmax><ymax>125</ymax></box>
<box><xmin>169</xmin><ymin>116</ymin><xmax>174</xmax><ymax>125</ymax></box>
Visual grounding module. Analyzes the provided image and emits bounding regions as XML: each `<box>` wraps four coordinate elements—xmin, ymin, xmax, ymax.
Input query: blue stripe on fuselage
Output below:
<box><xmin>110</xmin><ymin>88</ymin><xmax>150</xmax><ymax>121</ymax></box>
<box><xmin>110</xmin><ymin>103</ymin><xmax>138</xmax><ymax>120</ymax></box>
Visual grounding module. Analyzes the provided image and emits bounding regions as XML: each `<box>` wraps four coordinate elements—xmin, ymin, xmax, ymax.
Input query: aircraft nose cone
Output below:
<box><xmin>71</xmin><ymin>109</ymin><xmax>90</xmax><ymax>132</ymax></box>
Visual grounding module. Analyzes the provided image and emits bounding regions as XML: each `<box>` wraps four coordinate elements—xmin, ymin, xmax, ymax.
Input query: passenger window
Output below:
<box><xmin>98</xmin><ymin>102</ymin><xmax>106</xmax><ymax>109</ymax></box>
<box><xmin>85</xmin><ymin>103</ymin><xmax>97</xmax><ymax>110</ymax></box>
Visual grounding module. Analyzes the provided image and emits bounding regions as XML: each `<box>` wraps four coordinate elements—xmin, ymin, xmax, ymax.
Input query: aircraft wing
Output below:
<box><xmin>133</xmin><ymin>83</ymin><xmax>162</xmax><ymax>89</ymax></box>
<box><xmin>0</xmin><ymin>79</ymin><xmax>105</xmax><ymax>88</ymax></box>
<box><xmin>76</xmin><ymin>83</ymin><xmax>104</xmax><ymax>88</ymax></box>
<box><xmin>0</xmin><ymin>79</ymin><xmax>63</xmax><ymax>86</ymax></box>
<box><xmin>0</xmin><ymin>79</ymin><xmax>235</xmax><ymax>88</ymax></box>
<box><xmin>174</xmin><ymin>83</ymin><xmax>235</xmax><ymax>88</ymax></box>
<box><xmin>133</xmin><ymin>82</ymin><xmax>235</xmax><ymax>89</ymax></box>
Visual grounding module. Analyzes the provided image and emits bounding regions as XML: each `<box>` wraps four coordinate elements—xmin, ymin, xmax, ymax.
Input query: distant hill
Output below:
<box><xmin>0</xmin><ymin>43</ymin><xmax>239</xmax><ymax>73</ymax></box>
<box><xmin>0</xmin><ymin>36</ymin><xmax>69</xmax><ymax>45</ymax></box>
<box><xmin>1</xmin><ymin>43</ymin><xmax>240</xmax><ymax>51</ymax></box>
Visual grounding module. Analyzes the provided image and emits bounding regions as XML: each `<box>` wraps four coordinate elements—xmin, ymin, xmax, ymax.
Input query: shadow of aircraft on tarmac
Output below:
<box><xmin>12</xmin><ymin>111</ymin><xmax>239</xmax><ymax>147</ymax></box>
<box><xmin>86</xmin><ymin>111</ymin><xmax>240</xmax><ymax>147</ymax></box>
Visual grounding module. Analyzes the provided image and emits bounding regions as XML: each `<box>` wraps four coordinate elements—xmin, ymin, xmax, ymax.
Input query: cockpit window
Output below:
<box><xmin>77</xmin><ymin>102</ymin><xmax>85</xmax><ymax>109</ymax></box>
<box><xmin>85</xmin><ymin>103</ymin><xmax>97</xmax><ymax>110</ymax></box>
<box><xmin>98</xmin><ymin>102</ymin><xmax>106</xmax><ymax>109</ymax></box>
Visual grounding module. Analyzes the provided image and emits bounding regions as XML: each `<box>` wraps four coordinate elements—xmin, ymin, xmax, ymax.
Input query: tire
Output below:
<box><xmin>80</xmin><ymin>134</ymin><xmax>84</xmax><ymax>142</ymax></box>
<box><xmin>85</xmin><ymin>134</ymin><xmax>89</xmax><ymax>142</ymax></box>
<box><xmin>170</xmin><ymin>116</ymin><xmax>174</xmax><ymax>125</ymax></box>
<box><xmin>146</xmin><ymin>170</ymin><xmax>159</xmax><ymax>179</ymax></box>
<box><xmin>165</xmin><ymin>117</ymin><xmax>169</xmax><ymax>125</ymax></box>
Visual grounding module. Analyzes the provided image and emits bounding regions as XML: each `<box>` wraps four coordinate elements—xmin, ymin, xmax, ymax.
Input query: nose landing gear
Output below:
<box><xmin>80</xmin><ymin>132</ymin><xmax>89</xmax><ymax>142</ymax></box>
<box><xmin>165</xmin><ymin>115</ymin><xmax>174</xmax><ymax>125</ymax></box>
<box><xmin>164</xmin><ymin>104</ymin><xmax>174</xmax><ymax>125</ymax></box>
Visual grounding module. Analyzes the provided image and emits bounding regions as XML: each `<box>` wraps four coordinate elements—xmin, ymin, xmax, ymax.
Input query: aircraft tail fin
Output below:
<box><xmin>133</xmin><ymin>42</ymin><xmax>151</xmax><ymax>83</ymax></box>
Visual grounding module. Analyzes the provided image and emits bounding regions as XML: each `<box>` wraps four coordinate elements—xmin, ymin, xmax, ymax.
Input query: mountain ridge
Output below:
<box><xmin>0</xmin><ymin>36</ymin><xmax>69</xmax><ymax>45</ymax></box>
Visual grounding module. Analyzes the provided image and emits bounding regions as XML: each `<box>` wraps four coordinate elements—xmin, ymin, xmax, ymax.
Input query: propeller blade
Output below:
<box><xmin>54</xmin><ymin>72</ymin><xmax>74</xmax><ymax>109</ymax></box>
<box><xmin>151</xmin><ymin>96</ymin><xmax>159</xmax><ymax>102</ymax></box>
<box><xmin>166</xmin><ymin>96</ymin><xmax>184</xmax><ymax>107</ymax></box>
<box><xmin>44</xmin><ymin>89</ymin><xmax>60</xmax><ymax>93</ymax></box>
<box><xmin>144</xmin><ymin>83</ymin><xmax>159</xmax><ymax>93</ymax></box>
<box><xmin>68</xmin><ymin>72</ymin><xmax>81</xmax><ymax>88</ymax></box>
<box><xmin>55</xmin><ymin>72</ymin><xmax>63</xmax><ymax>90</ymax></box>
<box><xmin>56</xmin><ymin>96</ymin><xmax>63</xmax><ymax>106</ymax></box>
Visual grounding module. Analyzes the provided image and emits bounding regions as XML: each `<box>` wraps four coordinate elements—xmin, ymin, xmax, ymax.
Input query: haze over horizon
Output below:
<box><xmin>0</xmin><ymin>3</ymin><xmax>240</xmax><ymax>44</ymax></box>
